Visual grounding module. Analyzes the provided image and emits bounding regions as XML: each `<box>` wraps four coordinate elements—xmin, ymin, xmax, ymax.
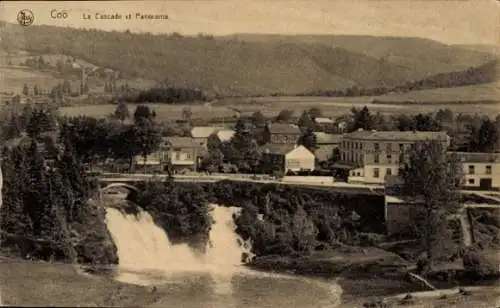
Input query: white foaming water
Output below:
<box><xmin>105</xmin><ymin>204</ymin><xmax>252</xmax><ymax>289</ymax></box>
<box><xmin>105</xmin><ymin>202</ymin><xmax>343</xmax><ymax>306</ymax></box>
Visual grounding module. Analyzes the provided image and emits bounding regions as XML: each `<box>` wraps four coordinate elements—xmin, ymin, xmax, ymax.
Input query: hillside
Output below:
<box><xmin>0</xmin><ymin>22</ymin><xmax>497</xmax><ymax>96</ymax></box>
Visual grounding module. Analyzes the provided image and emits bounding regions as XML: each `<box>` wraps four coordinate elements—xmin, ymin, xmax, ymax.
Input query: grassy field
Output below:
<box><xmin>374</xmin><ymin>81</ymin><xmax>500</xmax><ymax>103</ymax></box>
<box><xmin>0</xmin><ymin>259</ymin><xmax>163</xmax><ymax>307</ymax></box>
<box><xmin>58</xmin><ymin>94</ymin><xmax>499</xmax><ymax>123</ymax></box>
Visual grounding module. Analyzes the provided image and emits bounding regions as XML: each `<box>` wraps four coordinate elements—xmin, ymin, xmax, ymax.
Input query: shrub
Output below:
<box><xmin>462</xmin><ymin>249</ymin><xmax>500</xmax><ymax>279</ymax></box>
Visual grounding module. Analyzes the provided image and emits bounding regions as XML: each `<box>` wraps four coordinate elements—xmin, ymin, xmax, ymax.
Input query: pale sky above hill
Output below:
<box><xmin>0</xmin><ymin>0</ymin><xmax>498</xmax><ymax>45</ymax></box>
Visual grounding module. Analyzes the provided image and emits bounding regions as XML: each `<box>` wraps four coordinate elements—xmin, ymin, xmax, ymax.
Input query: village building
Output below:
<box><xmin>313</xmin><ymin>117</ymin><xmax>336</xmax><ymax>132</ymax></box>
<box><xmin>165</xmin><ymin>137</ymin><xmax>205</xmax><ymax>173</ymax></box>
<box><xmin>313</xmin><ymin>132</ymin><xmax>343</xmax><ymax>162</ymax></box>
<box><xmin>190</xmin><ymin>126</ymin><xmax>225</xmax><ymax>148</ymax></box>
<box><xmin>454</xmin><ymin>151</ymin><xmax>500</xmax><ymax>190</ymax></box>
<box><xmin>339</xmin><ymin>129</ymin><xmax>450</xmax><ymax>184</ymax></box>
<box><xmin>261</xmin><ymin>144</ymin><xmax>315</xmax><ymax>173</ymax></box>
<box><xmin>214</xmin><ymin>129</ymin><xmax>235</xmax><ymax>143</ymax></box>
<box><xmin>263</xmin><ymin>123</ymin><xmax>301</xmax><ymax>145</ymax></box>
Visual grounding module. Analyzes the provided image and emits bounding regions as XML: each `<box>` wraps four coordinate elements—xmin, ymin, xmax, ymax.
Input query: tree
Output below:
<box><xmin>224</xmin><ymin>119</ymin><xmax>261</xmax><ymax>172</ymax></box>
<box><xmin>113</xmin><ymin>102</ymin><xmax>130</xmax><ymax>124</ymax></box>
<box><xmin>133</xmin><ymin>120</ymin><xmax>161</xmax><ymax>172</ymax></box>
<box><xmin>250</xmin><ymin>111</ymin><xmax>267</xmax><ymax>127</ymax></box>
<box><xmin>276</xmin><ymin>109</ymin><xmax>294</xmax><ymax>123</ymax></box>
<box><xmin>297</xmin><ymin>111</ymin><xmax>315</xmax><ymax>131</ymax></box>
<box><xmin>467</xmin><ymin>119</ymin><xmax>499</xmax><ymax>152</ymax></box>
<box><xmin>413</xmin><ymin>114</ymin><xmax>442</xmax><ymax>132</ymax></box>
<box><xmin>26</xmin><ymin>106</ymin><xmax>57</xmax><ymax>139</ymax></box>
<box><xmin>435</xmin><ymin>109</ymin><xmax>454</xmax><ymax>123</ymax></box>
<box><xmin>22</xmin><ymin>84</ymin><xmax>29</xmax><ymax>96</ymax></box>
<box><xmin>308</xmin><ymin>107</ymin><xmax>323</xmax><ymax>119</ymax></box>
<box><xmin>62</xmin><ymin>80</ymin><xmax>72</xmax><ymax>95</ymax></box>
<box><xmin>182</xmin><ymin>107</ymin><xmax>192</xmax><ymax>122</ymax></box>
<box><xmin>349</xmin><ymin>106</ymin><xmax>374</xmax><ymax>132</ymax></box>
<box><xmin>133</xmin><ymin>105</ymin><xmax>156</xmax><ymax>124</ymax></box>
<box><xmin>399</xmin><ymin>140</ymin><xmax>462</xmax><ymax>270</ymax></box>
<box><xmin>299</xmin><ymin>128</ymin><xmax>317</xmax><ymax>152</ymax></box>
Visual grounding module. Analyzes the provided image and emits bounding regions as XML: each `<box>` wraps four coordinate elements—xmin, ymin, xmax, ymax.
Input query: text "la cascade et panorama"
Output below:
<box><xmin>81</xmin><ymin>12</ymin><xmax>169</xmax><ymax>20</ymax></box>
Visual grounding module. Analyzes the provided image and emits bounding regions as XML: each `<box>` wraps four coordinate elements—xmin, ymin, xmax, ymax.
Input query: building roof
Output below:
<box><xmin>216</xmin><ymin>129</ymin><xmax>235</xmax><ymax>142</ymax></box>
<box><xmin>167</xmin><ymin>137</ymin><xmax>205</xmax><ymax>148</ymax></box>
<box><xmin>267</xmin><ymin>123</ymin><xmax>301</xmax><ymax>135</ymax></box>
<box><xmin>451</xmin><ymin>151</ymin><xmax>500</xmax><ymax>163</ymax></box>
<box><xmin>261</xmin><ymin>143</ymin><xmax>298</xmax><ymax>155</ymax></box>
<box><xmin>315</xmin><ymin>144</ymin><xmax>336</xmax><ymax>162</ymax></box>
<box><xmin>190</xmin><ymin>126</ymin><xmax>224</xmax><ymax>138</ymax></box>
<box><xmin>314</xmin><ymin>132</ymin><xmax>343</xmax><ymax>144</ymax></box>
<box><xmin>343</xmin><ymin>130</ymin><xmax>449</xmax><ymax>142</ymax></box>
<box><xmin>314</xmin><ymin>117</ymin><xmax>335</xmax><ymax>124</ymax></box>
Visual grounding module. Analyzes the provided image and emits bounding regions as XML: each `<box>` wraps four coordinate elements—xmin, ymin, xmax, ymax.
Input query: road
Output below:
<box><xmin>96</xmin><ymin>172</ymin><xmax>385</xmax><ymax>194</ymax></box>
<box><xmin>95</xmin><ymin>172</ymin><xmax>500</xmax><ymax>198</ymax></box>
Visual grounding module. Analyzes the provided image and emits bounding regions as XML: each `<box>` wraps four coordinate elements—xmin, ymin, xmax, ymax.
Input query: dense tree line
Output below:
<box><xmin>119</xmin><ymin>87</ymin><xmax>207</xmax><ymax>104</ymax></box>
<box><xmin>300</xmin><ymin>60</ymin><xmax>498</xmax><ymax>98</ymax></box>
<box><xmin>0</xmin><ymin>119</ymin><xmax>117</xmax><ymax>264</ymax></box>
<box><xmin>130</xmin><ymin>180</ymin><xmax>385</xmax><ymax>257</ymax></box>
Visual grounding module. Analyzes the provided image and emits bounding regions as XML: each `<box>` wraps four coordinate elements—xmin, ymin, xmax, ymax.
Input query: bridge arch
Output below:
<box><xmin>100</xmin><ymin>183</ymin><xmax>139</xmax><ymax>194</ymax></box>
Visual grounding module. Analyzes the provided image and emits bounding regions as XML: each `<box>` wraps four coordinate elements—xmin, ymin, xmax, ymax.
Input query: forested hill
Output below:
<box><xmin>0</xmin><ymin>22</ymin><xmax>497</xmax><ymax>96</ymax></box>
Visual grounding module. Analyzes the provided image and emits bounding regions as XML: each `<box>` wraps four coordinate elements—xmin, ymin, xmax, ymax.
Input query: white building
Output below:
<box><xmin>454</xmin><ymin>152</ymin><xmax>500</xmax><ymax>190</ymax></box>
<box><xmin>339</xmin><ymin>130</ymin><xmax>450</xmax><ymax>184</ymax></box>
<box><xmin>261</xmin><ymin>144</ymin><xmax>315</xmax><ymax>172</ymax></box>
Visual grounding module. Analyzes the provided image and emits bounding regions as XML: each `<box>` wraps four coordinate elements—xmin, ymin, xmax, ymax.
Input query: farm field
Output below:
<box><xmin>374</xmin><ymin>81</ymin><xmax>500</xmax><ymax>103</ymax></box>
<box><xmin>58</xmin><ymin>94</ymin><xmax>500</xmax><ymax>124</ymax></box>
<box><xmin>0</xmin><ymin>67</ymin><xmax>72</xmax><ymax>94</ymax></box>
<box><xmin>59</xmin><ymin>103</ymin><xmax>239</xmax><ymax>122</ymax></box>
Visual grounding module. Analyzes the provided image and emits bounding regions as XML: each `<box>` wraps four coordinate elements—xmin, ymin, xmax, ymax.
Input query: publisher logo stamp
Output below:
<box><xmin>17</xmin><ymin>9</ymin><xmax>35</xmax><ymax>27</ymax></box>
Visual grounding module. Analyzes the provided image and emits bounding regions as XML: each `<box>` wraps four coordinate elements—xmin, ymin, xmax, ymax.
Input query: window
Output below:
<box><xmin>486</xmin><ymin>165</ymin><xmax>492</xmax><ymax>175</ymax></box>
<box><xmin>468</xmin><ymin>179</ymin><xmax>475</xmax><ymax>185</ymax></box>
<box><xmin>386</xmin><ymin>168</ymin><xmax>392</xmax><ymax>176</ymax></box>
<box><xmin>186</xmin><ymin>152</ymin><xmax>192</xmax><ymax>159</ymax></box>
<box><xmin>360</xmin><ymin>154</ymin><xmax>364</xmax><ymax>163</ymax></box>
<box><xmin>287</xmin><ymin>159</ymin><xmax>301</xmax><ymax>169</ymax></box>
<box><xmin>386</xmin><ymin>143</ymin><xmax>392</xmax><ymax>152</ymax></box>
<box><xmin>175</xmin><ymin>152</ymin><xmax>181</xmax><ymax>160</ymax></box>
<box><xmin>360</xmin><ymin>143</ymin><xmax>363</xmax><ymax>150</ymax></box>
<box><xmin>342</xmin><ymin>152</ymin><xmax>345</xmax><ymax>160</ymax></box>
<box><xmin>468</xmin><ymin>165</ymin><xmax>475</xmax><ymax>175</ymax></box>
<box><xmin>374</xmin><ymin>143</ymin><xmax>380</xmax><ymax>150</ymax></box>
<box><xmin>399</xmin><ymin>143</ymin><xmax>404</xmax><ymax>151</ymax></box>
<box><xmin>387</xmin><ymin>155</ymin><xmax>392</xmax><ymax>164</ymax></box>
<box><xmin>373</xmin><ymin>168</ymin><xmax>380</xmax><ymax>178</ymax></box>
<box><xmin>374</xmin><ymin>154</ymin><xmax>380</xmax><ymax>164</ymax></box>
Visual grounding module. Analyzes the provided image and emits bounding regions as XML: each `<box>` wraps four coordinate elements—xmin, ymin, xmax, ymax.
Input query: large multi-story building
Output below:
<box><xmin>454</xmin><ymin>152</ymin><xmax>500</xmax><ymax>190</ymax></box>
<box><xmin>263</xmin><ymin>123</ymin><xmax>302</xmax><ymax>145</ymax></box>
<box><xmin>339</xmin><ymin>129</ymin><xmax>450</xmax><ymax>184</ymax></box>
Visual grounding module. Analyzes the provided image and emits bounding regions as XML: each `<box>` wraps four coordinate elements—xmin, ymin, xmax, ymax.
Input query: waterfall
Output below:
<box><xmin>105</xmin><ymin>203</ymin><xmax>252</xmax><ymax>289</ymax></box>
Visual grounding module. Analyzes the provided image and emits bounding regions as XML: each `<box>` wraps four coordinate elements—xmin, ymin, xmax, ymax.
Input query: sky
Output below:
<box><xmin>0</xmin><ymin>0</ymin><xmax>498</xmax><ymax>45</ymax></box>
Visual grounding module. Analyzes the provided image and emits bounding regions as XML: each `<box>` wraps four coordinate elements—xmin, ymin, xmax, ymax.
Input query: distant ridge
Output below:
<box><xmin>0</xmin><ymin>22</ymin><xmax>497</xmax><ymax>97</ymax></box>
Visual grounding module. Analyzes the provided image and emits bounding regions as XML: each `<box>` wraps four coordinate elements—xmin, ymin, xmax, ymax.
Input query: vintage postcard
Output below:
<box><xmin>0</xmin><ymin>1</ymin><xmax>499</xmax><ymax>307</ymax></box>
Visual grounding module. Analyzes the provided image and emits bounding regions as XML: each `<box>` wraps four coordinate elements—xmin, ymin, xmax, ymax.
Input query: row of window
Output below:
<box><xmin>341</xmin><ymin>151</ymin><xmax>364</xmax><ymax>163</ymax></box>
<box><xmin>372</xmin><ymin>167</ymin><xmax>394</xmax><ymax>178</ymax></box>
<box><xmin>342</xmin><ymin>141</ymin><xmax>407</xmax><ymax>152</ymax></box>
<box><xmin>468</xmin><ymin>165</ymin><xmax>492</xmax><ymax>175</ymax></box>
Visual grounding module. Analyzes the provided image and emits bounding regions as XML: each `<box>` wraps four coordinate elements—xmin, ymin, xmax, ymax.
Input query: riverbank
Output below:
<box><xmin>248</xmin><ymin>246</ymin><xmax>500</xmax><ymax>306</ymax></box>
<box><xmin>1</xmin><ymin>252</ymin><xmax>498</xmax><ymax>307</ymax></box>
<box><xmin>0</xmin><ymin>256</ymin><xmax>164</xmax><ymax>307</ymax></box>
